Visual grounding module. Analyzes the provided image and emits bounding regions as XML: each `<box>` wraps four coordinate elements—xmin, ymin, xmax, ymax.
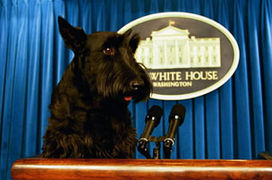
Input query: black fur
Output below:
<box><xmin>41</xmin><ymin>17</ymin><xmax>152</xmax><ymax>158</ymax></box>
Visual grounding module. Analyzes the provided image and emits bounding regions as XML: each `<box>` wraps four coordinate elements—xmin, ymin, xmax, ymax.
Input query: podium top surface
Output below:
<box><xmin>11</xmin><ymin>158</ymin><xmax>272</xmax><ymax>180</ymax></box>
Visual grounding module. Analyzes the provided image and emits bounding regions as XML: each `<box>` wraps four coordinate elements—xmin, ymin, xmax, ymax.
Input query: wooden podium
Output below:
<box><xmin>11</xmin><ymin>158</ymin><xmax>272</xmax><ymax>179</ymax></box>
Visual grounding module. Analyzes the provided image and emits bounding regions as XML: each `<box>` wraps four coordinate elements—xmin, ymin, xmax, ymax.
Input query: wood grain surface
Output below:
<box><xmin>11</xmin><ymin>158</ymin><xmax>272</xmax><ymax>179</ymax></box>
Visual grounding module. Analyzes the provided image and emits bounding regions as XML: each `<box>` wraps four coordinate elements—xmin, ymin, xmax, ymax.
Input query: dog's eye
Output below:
<box><xmin>103</xmin><ymin>47</ymin><xmax>115</xmax><ymax>56</ymax></box>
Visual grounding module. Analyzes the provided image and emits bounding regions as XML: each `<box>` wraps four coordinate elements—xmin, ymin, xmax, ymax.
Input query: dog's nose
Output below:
<box><xmin>130</xmin><ymin>80</ymin><xmax>144</xmax><ymax>91</ymax></box>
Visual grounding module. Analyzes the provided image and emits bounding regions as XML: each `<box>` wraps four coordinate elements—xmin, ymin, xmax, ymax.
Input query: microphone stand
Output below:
<box><xmin>153</xmin><ymin>142</ymin><xmax>161</xmax><ymax>159</ymax></box>
<box><xmin>163</xmin><ymin>139</ymin><xmax>173</xmax><ymax>159</ymax></box>
<box><xmin>137</xmin><ymin>140</ymin><xmax>151</xmax><ymax>159</ymax></box>
<box><xmin>138</xmin><ymin>136</ymin><xmax>173</xmax><ymax>159</ymax></box>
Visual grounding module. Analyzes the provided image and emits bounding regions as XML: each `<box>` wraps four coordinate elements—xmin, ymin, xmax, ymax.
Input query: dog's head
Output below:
<box><xmin>58</xmin><ymin>17</ymin><xmax>152</xmax><ymax>103</ymax></box>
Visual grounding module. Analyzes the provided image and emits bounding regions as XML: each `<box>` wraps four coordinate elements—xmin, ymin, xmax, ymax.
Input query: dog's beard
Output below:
<box><xmin>81</xmin><ymin>54</ymin><xmax>152</xmax><ymax>103</ymax></box>
<box><xmin>95</xmin><ymin>69</ymin><xmax>152</xmax><ymax>103</ymax></box>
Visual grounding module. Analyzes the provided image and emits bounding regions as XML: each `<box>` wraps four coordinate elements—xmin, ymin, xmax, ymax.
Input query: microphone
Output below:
<box><xmin>138</xmin><ymin>105</ymin><xmax>162</xmax><ymax>159</ymax></box>
<box><xmin>163</xmin><ymin>104</ymin><xmax>186</xmax><ymax>158</ymax></box>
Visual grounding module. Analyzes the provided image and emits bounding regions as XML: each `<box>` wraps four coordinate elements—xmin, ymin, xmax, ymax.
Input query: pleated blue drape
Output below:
<box><xmin>0</xmin><ymin>0</ymin><xmax>271</xmax><ymax>179</ymax></box>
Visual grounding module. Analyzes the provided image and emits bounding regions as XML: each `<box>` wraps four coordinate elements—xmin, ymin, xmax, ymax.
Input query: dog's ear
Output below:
<box><xmin>129</xmin><ymin>33</ymin><xmax>141</xmax><ymax>54</ymax></box>
<box><xmin>123</xmin><ymin>29</ymin><xmax>132</xmax><ymax>38</ymax></box>
<box><xmin>123</xmin><ymin>30</ymin><xmax>141</xmax><ymax>54</ymax></box>
<box><xmin>58</xmin><ymin>16</ymin><xmax>87</xmax><ymax>53</ymax></box>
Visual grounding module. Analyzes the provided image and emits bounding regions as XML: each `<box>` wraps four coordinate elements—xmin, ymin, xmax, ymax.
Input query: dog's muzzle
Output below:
<box><xmin>130</xmin><ymin>80</ymin><xmax>144</xmax><ymax>91</ymax></box>
<box><xmin>123</xmin><ymin>79</ymin><xmax>145</xmax><ymax>102</ymax></box>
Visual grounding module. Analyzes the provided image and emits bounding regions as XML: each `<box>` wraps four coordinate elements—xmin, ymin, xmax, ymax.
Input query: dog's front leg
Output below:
<box><xmin>42</xmin><ymin>129</ymin><xmax>90</xmax><ymax>158</ymax></box>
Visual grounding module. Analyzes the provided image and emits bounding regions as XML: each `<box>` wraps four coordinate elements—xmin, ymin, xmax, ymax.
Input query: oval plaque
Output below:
<box><xmin>118</xmin><ymin>12</ymin><xmax>239</xmax><ymax>100</ymax></box>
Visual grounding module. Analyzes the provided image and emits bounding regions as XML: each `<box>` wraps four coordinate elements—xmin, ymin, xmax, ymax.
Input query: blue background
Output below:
<box><xmin>1</xmin><ymin>0</ymin><xmax>272</xmax><ymax>179</ymax></box>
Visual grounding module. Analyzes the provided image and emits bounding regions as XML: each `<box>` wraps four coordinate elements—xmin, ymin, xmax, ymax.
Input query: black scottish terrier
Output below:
<box><xmin>41</xmin><ymin>17</ymin><xmax>152</xmax><ymax>158</ymax></box>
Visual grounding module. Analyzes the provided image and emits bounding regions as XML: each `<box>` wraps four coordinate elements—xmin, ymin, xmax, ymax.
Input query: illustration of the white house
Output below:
<box><xmin>135</xmin><ymin>21</ymin><xmax>221</xmax><ymax>69</ymax></box>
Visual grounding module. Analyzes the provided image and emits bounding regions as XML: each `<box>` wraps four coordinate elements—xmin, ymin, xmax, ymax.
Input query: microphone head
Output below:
<box><xmin>169</xmin><ymin>104</ymin><xmax>186</xmax><ymax>125</ymax></box>
<box><xmin>145</xmin><ymin>105</ymin><xmax>162</xmax><ymax>127</ymax></box>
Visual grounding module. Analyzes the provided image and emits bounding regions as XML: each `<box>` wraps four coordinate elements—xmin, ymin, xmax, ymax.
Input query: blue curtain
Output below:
<box><xmin>1</xmin><ymin>0</ymin><xmax>272</xmax><ymax>179</ymax></box>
